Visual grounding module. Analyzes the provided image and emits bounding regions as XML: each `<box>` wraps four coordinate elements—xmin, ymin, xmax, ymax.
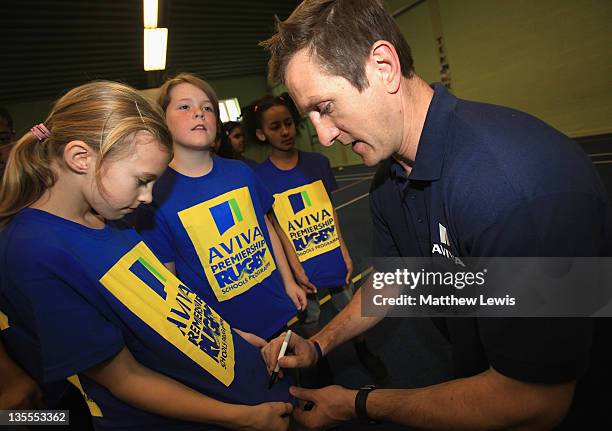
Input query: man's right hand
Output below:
<box><xmin>261</xmin><ymin>332</ymin><xmax>319</xmax><ymax>375</ymax></box>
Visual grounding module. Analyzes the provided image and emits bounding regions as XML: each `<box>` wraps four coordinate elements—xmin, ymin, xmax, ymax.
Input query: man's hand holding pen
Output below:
<box><xmin>261</xmin><ymin>331</ymin><xmax>319</xmax><ymax>378</ymax></box>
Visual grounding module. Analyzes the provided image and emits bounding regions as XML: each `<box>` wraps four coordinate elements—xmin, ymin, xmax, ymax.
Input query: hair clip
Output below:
<box><xmin>31</xmin><ymin>123</ymin><xmax>51</xmax><ymax>141</ymax></box>
<box><xmin>254</xmin><ymin>105</ymin><xmax>259</xmax><ymax>112</ymax></box>
<box><xmin>134</xmin><ymin>101</ymin><xmax>146</xmax><ymax>125</ymax></box>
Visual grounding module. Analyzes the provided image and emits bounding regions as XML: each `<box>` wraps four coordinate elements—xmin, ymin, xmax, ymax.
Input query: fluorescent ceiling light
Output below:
<box><xmin>143</xmin><ymin>0</ymin><xmax>158</xmax><ymax>28</ymax></box>
<box><xmin>144</xmin><ymin>28</ymin><xmax>168</xmax><ymax>71</ymax></box>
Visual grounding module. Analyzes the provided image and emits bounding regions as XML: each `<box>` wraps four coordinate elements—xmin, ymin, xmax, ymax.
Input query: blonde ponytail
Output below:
<box><xmin>0</xmin><ymin>81</ymin><xmax>172</xmax><ymax>229</ymax></box>
<box><xmin>0</xmin><ymin>131</ymin><xmax>56</xmax><ymax>227</ymax></box>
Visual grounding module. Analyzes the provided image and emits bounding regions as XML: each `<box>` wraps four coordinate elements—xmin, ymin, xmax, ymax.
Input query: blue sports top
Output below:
<box><xmin>241</xmin><ymin>157</ymin><xmax>259</xmax><ymax>169</ymax></box>
<box><xmin>0</xmin><ymin>209</ymin><xmax>291</xmax><ymax>431</ymax></box>
<box><xmin>255</xmin><ymin>151</ymin><xmax>347</xmax><ymax>288</ymax></box>
<box><xmin>369</xmin><ymin>83</ymin><xmax>612</xmax><ymax>428</ymax></box>
<box><xmin>136</xmin><ymin>157</ymin><xmax>296</xmax><ymax>338</ymax></box>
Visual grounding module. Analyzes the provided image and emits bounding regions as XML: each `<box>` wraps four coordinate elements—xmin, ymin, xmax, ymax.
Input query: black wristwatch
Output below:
<box><xmin>355</xmin><ymin>384</ymin><xmax>379</xmax><ymax>424</ymax></box>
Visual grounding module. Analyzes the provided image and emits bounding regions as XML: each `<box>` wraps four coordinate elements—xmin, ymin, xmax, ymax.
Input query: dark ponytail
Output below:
<box><xmin>218</xmin><ymin>121</ymin><xmax>242</xmax><ymax>159</ymax></box>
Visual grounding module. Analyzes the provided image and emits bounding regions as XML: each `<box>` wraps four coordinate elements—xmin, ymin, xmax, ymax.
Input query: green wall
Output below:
<box><xmin>208</xmin><ymin>74</ymin><xmax>270</xmax><ymax>163</ymax></box>
<box><xmin>208</xmin><ymin>74</ymin><xmax>267</xmax><ymax>104</ymax></box>
<box><xmin>389</xmin><ymin>0</ymin><xmax>612</xmax><ymax>137</ymax></box>
<box><xmin>4</xmin><ymin>97</ymin><xmax>56</xmax><ymax>138</ymax></box>
<box><xmin>393</xmin><ymin>1</ymin><xmax>440</xmax><ymax>84</ymax></box>
<box><xmin>4</xmin><ymin>73</ymin><xmax>270</xmax><ymax>159</ymax></box>
<box><xmin>6</xmin><ymin>1</ymin><xmax>610</xmax><ymax>158</ymax></box>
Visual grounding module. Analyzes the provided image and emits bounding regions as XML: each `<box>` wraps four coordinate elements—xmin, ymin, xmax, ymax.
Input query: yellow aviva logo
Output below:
<box><xmin>0</xmin><ymin>310</ymin><xmax>9</xmax><ymax>330</ymax></box>
<box><xmin>178</xmin><ymin>187</ymin><xmax>276</xmax><ymax>302</ymax></box>
<box><xmin>274</xmin><ymin>180</ymin><xmax>340</xmax><ymax>262</ymax></box>
<box><xmin>99</xmin><ymin>242</ymin><xmax>235</xmax><ymax>386</ymax></box>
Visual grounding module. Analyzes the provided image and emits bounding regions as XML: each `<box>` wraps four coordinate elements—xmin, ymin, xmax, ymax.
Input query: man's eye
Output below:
<box><xmin>320</xmin><ymin>103</ymin><xmax>332</xmax><ymax>115</ymax></box>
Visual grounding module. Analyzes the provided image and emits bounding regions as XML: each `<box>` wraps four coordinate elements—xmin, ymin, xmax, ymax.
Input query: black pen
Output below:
<box><xmin>268</xmin><ymin>330</ymin><xmax>292</xmax><ymax>389</ymax></box>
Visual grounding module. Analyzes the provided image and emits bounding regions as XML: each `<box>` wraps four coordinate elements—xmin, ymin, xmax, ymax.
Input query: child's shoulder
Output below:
<box><xmin>252</xmin><ymin>157</ymin><xmax>273</xmax><ymax>175</ymax></box>
<box><xmin>217</xmin><ymin>155</ymin><xmax>251</xmax><ymax>171</ymax></box>
<box><xmin>216</xmin><ymin>156</ymin><xmax>257</xmax><ymax>181</ymax></box>
<box><xmin>1</xmin><ymin>214</ymin><xmax>70</xmax><ymax>273</ymax></box>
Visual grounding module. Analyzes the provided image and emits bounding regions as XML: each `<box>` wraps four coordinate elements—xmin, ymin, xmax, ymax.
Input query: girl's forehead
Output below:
<box><xmin>263</xmin><ymin>105</ymin><xmax>292</xmax><ymax>121</ymax></box>
<box><xmin>170</xmin><ymin>83</ymin><xmax>210</xmax><ymax>103</ymax></box>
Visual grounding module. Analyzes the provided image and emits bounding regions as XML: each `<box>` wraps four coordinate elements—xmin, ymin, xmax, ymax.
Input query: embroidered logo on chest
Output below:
<box><xmin>432</xmin><ymin>223</ymin><xmax>465</xmax><ymax>267</ymax></box>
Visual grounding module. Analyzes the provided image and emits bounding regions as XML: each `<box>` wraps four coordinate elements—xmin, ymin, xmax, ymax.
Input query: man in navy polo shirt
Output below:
<box><xmin>260</xmin><ymin>0</ymin><xmax>612</xmax><ymax>430</ymax></box>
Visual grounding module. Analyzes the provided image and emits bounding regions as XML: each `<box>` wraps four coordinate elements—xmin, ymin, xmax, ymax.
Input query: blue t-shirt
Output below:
<box><xmin>136</xmin><ymin>157</ymin><xmax>296</xmax><ymax>338</ymax></box>
<box><xmin>255</xmin><ymin>151</ymin><xmax>347</xmax><ymax>289</ymax></box>
<box><xmin>215</xmin><ymin>155</ymin><xmax>257</xmax><ymax>170</ymax></box>
<box><xmin>241</xmin><ymin>157</ymin><xmax>259</xmax><ymax>170</ymax></box>
<box><xmin>0</xmin><ymin>209</ymin><xmax>291</xmax><ymax>431</ymax></box>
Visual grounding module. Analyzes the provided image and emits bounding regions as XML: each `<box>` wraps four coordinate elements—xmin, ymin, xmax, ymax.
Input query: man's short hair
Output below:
<box><xmin>261</xmin><ymin>0</ymin><xmax>414</xmax><ymax>91</ymax></box>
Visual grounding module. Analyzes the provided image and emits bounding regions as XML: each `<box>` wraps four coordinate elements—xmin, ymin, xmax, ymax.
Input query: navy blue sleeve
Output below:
<box><xmin>5</xmin><ymin>245</ymin><xmax>124</xmax><ymax>383</ymax></box>
<box><xmin>463</xmin><ymin>193</ymin><xmax>607</xmax><ymax>383</ymax></box>
<box><xmin>134</xmin><ymin>204</ymin><xmax>176</xmax><ymax>264</ymax></box>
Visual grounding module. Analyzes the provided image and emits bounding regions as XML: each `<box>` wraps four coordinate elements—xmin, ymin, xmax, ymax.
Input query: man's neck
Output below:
<box><xmin>393</xmin><ymin>76</ymin><xmax>435</xmax><ymax>175</ymax></box>
<box><xmin>170</xmin><ymin>144</ymin><xmax>213</xmax><ymax>177</ymax></box>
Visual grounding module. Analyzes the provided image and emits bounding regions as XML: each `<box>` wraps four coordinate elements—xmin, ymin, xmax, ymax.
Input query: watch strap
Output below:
<box><xmin>313</xmin><ymin>340</ymin><xmax>323</xmax><ymax>364</ymax></box>
<box><xmin>355</xmin><ymin>384</ymin><xmax>377</xmax><ymax>423</ymax></box>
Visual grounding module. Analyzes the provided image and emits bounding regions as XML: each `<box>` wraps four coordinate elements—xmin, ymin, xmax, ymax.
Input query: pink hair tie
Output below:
<box><xmin>31</xmin><ymin>123</ymin><xmax>51</xmax><ymax>141</ymax></box>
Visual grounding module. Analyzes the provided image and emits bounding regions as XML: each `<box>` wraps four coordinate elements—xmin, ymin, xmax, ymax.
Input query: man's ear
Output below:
<box><xmin>63</xmin><ymin>140</ymin><xmax>95</xmax><ymax>174</ymax></box>
<box><xmin>255</xmin><ymin>129</ymin><xmax>267</xmax><ymax>142</ymax></box>
<box><xmin>369</xmin><ymin>40</ymin><xmax>402</xmax><ymax>94</ymax></box>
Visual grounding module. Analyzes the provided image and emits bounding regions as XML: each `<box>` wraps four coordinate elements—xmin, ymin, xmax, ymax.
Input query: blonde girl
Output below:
<box><xmin>0</xmin><ymin>81</ymin><xmax>292</xmax><ymax>431</ymax></box>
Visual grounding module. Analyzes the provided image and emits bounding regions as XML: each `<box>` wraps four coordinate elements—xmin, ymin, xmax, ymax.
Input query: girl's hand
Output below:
<box><xmin>294</xmin><ymin>266</ymin><xmax>318</xmax><ymax>294</ymax></box>
<box><xmin>233</xmin><ymin>329</ymin><xmax>266</xmax><ymax>348</ymax></box>
<box><xmin>0</xmin><ymin>367</ymin><xmax>44</xmax><ymax>410</ymax></box>
<box><xmin>342</xmin><ymin>252</ymin><xmax>354</xmax><ymax>286</ymax></box>
<box><xmin>286</xmin><ymin>282</ymin><xmax>307</xmax><ymax>311</ymax></box>
<box><xmin>237</xmin><ymin>402</ymin><xmax>292</xmax><ymax>431</ymax></box>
